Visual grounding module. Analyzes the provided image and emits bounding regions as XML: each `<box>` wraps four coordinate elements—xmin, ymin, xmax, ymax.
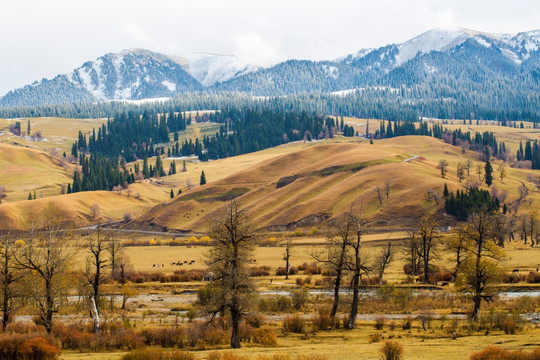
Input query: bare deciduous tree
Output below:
<box><xmin>0</xmin><ymin>231</ymin><xmax>25</xmax><ymax>331</ymax></box>
<box><xmin>89</xmin><ymin>203</ymin><xmax>101</xmax><ymax>220</ymax></box>
<box><xmin>14</xmin><ymin>203</ymin><xmax>77</xmax><ymax>334</ymax></box>
<box><xmin>402</xmin><ymin>231</ymin><xmax>422</xmax><ymax>279</ymax></box>
<box><xmin>376</xmin><ymin>240</ymin><xmax>394</xmax><ymax>285</ymax></box>
<box><xmin>345</xmin><ymin>211</ymin><xmax>368</xmax><ymax>330</ymax></box>
<box><xmin>418</xmin><ymin>217</ymin><xmax>440</xmax><ymax>284</ymax></box>
<box><xmin>83</xmin><ymin>226</ymin><xmax>108</xmax><ymax>332</ymax></box>
<box><xmin>313</xmin><ymin>211</ymin><xmax>356</xmax><ymax>321</ymax></box>
<box><xmin>205</xmin><ymin>201</ymin><xmax>257</xmax><ymax>348</ymax></box>
<box><xmin>437</xmin><ymin>159</ymin><xmax>449</xmax><ymax>178</ymax></box>
<box><xmin>283</xmin><ymin>239</ymin><xmax>292</xmax><ymax>280</ymax></box>
<box><xmin>455</xmin><ymin>209</ymin><xmax>504</xmax><ymax>321</ymax></box>
<box><xmin>456</xmin><ymin>163</ymin><xmax>465</xmax><ymax>183</ymax></box>
<box><xmin>0</xmin><ymin>185</ymin><xmax>7</xmax><ymax>204</ymax></box>
<box><xmin>497</xmin><ymin>164</ymin><xmax>507</xmax><ymax>183</ymax></box>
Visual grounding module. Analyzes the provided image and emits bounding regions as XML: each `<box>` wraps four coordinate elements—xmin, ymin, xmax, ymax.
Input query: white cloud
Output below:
<box><xmin>234</xmin><ymin>33</ymin><xmax>281</xmax><ymax>67</ymax></box>
<box><xmin>119</xmin><ymin>23</ymin><xmax>156</xmax><ymax>45</ymax></box>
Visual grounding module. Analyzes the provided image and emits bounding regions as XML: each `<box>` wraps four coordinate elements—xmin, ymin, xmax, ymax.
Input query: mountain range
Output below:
<box><xmin>1</xmin><ymin>28</ymin><xmax>539</xmax><ymax>107</ymax></box>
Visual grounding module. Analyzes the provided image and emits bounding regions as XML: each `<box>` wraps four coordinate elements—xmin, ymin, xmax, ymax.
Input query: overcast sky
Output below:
<box><xmin>0</xmin><ymin>0</ymin><xmax>539</xmax><ymax>96</ymax></box>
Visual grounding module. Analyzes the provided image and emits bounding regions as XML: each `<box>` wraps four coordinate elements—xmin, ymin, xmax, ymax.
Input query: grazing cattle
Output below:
<box><xmin>441</xmin><ymin>282</ymin><xmax>449</xmax><ymax>286</ymax></box>
<box><xmin>512</xmin><ymin>269</ymin><xmax>519</xmax><ymax>273</ymax></box>
<box><xmin>153</xmin><ymin>264</ymin><xmax>156</xmax><ymax>268</ymax></box>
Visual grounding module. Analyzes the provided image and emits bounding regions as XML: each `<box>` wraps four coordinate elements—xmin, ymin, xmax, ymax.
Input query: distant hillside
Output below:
<box><xmin>1</xmin><ymin>28</ymin><xmax>539</xmax><ymax>112</ymax></box>
<box><xmin>130</xmin><ymin>136</ymin><xmax>540</xmax><ymax>233</ymax></box>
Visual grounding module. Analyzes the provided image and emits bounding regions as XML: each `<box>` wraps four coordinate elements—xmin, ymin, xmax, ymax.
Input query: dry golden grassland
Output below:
<box><xmin>0</xmin><ymin>117</ymin><xmax>107</xmax><ymax>154</ymax></box>
<box><xmin>58</xmin><ymin>325</ymin><xmax>540</xmax><ymax>360</ymax></box>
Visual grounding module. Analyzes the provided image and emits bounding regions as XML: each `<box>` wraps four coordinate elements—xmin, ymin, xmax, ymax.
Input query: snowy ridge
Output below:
<box><xmin>182</xmin><ymin>53</ymin><xmax>260</xmax><ymax>86</ymax></box>
<box><xmin>1</xmin><ymin>28</ymin><xmax>539</xmax><ymax>107</ymax></box>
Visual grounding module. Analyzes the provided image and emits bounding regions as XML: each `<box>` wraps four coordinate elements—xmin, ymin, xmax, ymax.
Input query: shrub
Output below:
<box><xmin>295</xmin><ymin>276</ymin><xmax>312</xmax><ymax>286</ymax></box>
<box><xmin>312</xmin><ymin>309</ymin><xmax>333</xmax><ymax>331</ymax></box>
<box><xmin>374</xmin><ymin>316</ymin><xmax>386</xmax><ymax>330</ymax></box>
<box><xmin>379</xmin><ymin>341</ymin><xmax>404</xmax><ymax>360</ymax></box>
<box><xmin>0</xmin><ymin>334</ymin><xmax>59</xmax><ymax>360</ymax></box>
<box><xmin>122</xmin><ymin>349</ymin><xmax>196</xmax><ymax>360</ymax></box>
<box><xmin>283</xmin><ymin>314</ymin><xmax>305</xmax><ymax>333</ymax></box>
<box><xmin>469</xmin><ymin>346</ymin><xmax>540</xmax><ymax>360</ymax></box>
<box><xmin>244</xmin><ymin>313</ymin><xmax>266</xmax><ymax>328</ymax></box>
<box><xmin>206</xmin><ymin>352</ymin><xmax>247</xmax><ymax>360</ymax></box>
<box><xmin>527</xmin><ymin>271</ymin><xmax>540</xmax><ymax>284</ymax></box>
<box><xmin>252</xmin><ymin>327</ymin><xmax>278</xmax><ymax>346</ymax></box>
<box><xmin>401</xmin><ymin>317</ymin><xmax>412</xmax><ymax>330</ymax></box>
<box><xmin>296</xmin><ymin>355</ymin><xmax>329</xmax><ymax>360</ymax></box>
<box><xmin>290</xmin><ymin>287</ymin><xmax>310</xmax><ymax>310</ymax></box>
<box><xmin>369</xmin><ymin>333</ymin><xmax>383</xmax><ymax>343</ymax></box>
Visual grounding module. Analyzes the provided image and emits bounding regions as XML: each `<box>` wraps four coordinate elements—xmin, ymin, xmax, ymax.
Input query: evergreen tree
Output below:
<box><xmin>170</xmin><ymin>189</ymin><xmax>174</xmax><ymax>198</ymax></box>
<box><xmin>443</xmin><ymin>183</ymin><xmax>449</xmax><ymax>197</ymax></box>
<box><xmin>28</xmin><ymin>192</ymin><xmax>32</xmax><ymax>200</ymax></box>
<box><xmin>67</xmin><ymin>183</ymin><xmax>72</xmax><ymax>194</ymax></box>
<box><xmin>484</xmin><ymin>159</ymin><xmax>493</xmax><ymax>187</ymax></box>
<box><xmin>200</xmin><ymin>171</ymin><xmax>206</xmax><ymax>186</ymax></box>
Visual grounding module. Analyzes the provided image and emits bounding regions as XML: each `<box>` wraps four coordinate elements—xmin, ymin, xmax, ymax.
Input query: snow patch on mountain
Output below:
<box><xmin>183</xmin><ymin>53</ymin><xmax>259</xmax><ymax>86</ymax></box>
<box><xmin>395</xmin><ymin>28</ymin><xmax>470</xmax><ymax>66</ymax></box>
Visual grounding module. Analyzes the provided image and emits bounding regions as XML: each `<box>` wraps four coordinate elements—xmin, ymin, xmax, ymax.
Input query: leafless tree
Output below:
<box><xmin>0</xmin><ymin>185</ymin><xmax>7</xmax><ymax>204</ymax></box>
<box><xmin>112</xmin><ymin>185</ymin><xmax>123</xmax><ymax>195</ymax></box>
<box><xmin>402</xmin><ymin>231</ymin><xmax>422</xmax><ymax>279</ymax></box>
<box><xmin>437</xmin><ymin>159</ymin><xmax>449</xmax><ymax>178</ymax></box>
<box><xmin>283</xmin><ymin>239</ymin><xmax>292</xmax><ymax>280</ymax></box>
<box><xmin>456</xmin><ymin>163</ymin><xmax>465</xmax><ymax>183</ymax></box>
<box><xmin>497</xmin><ymin>164</ymin><xmax>507</xmax><ymax>183</ymax></box>
<box><xmin>344</xmin><ymin>211</ymin><xmax>368</xmax><ymax>330</ymax></box>
<box><xmin>313</xmin><ymin>210</ymin><xmax>356</xmax><ymax>320</ymax></box>
<box><xmin>376</xmin><ymin>186</ymin><xmax>383</xmax><ymax>205</ymax></box>
<box><xmin>0</xmin><ymin>231</ymin><xmax>25</xmax><ymax>331</ymax></box>
<box><xmin>465</xmin><ymin>160</ymin><xmax>473</xmax><ymax>176</ymax></box>
<box><xmin>385</xmin><ymin>180</ymin><xmax>391</xmax><ymax>199</ymax></box>
<box><xmin>375</xmin><ymin>240</ymin><xmax>394</xmax><ymax>285</ymax></box>
<box><xmin>117</xmin><ymin>254</ymin><xmax>134</xmax><ymax>310</ymax></box>
<box><xmin>426</xmin><ymin>189</ymin><xmax>440</xmax><ymax>205</ymax></box>
<box><xmin>14</xmin><ymin>203</ymin><xmax>77</xmax><ymax>334</ymax></box>
<box><xmin>448</xmin><ymin>224</ymin><xmax>469</xmax><ymax>273</ymax></box>
<box><xmin>205</xmin><ymin>201</ymin><xmax>257</xmax><ymax>348</ymax></box>
<box><xmin>455</xmin><ymin>209</ymin><xmax>504</xmax><ymax>321</ymax></box>
<box><xmin>89</xmin><ymin>203</ymin><xmax>101</xmax><ymax>220</ymax></box>
<box><xmin>83</xmin><ymin>226</ymin><xmax>108</xmax><ymax>332</ymax></box>
<box><xmin>476</xmin><ymin>164</ymin><xmax>484</xmax><ymax>183</ymax></box>
<box><xmin>518</xmin><ymin>183</ymin><xmax>529</xmax><ymax>203</ymax></box>
<box><xmin>418</xmin><ymin>217</ymin><xmax>440</xmax><ymax>284</ymax></box>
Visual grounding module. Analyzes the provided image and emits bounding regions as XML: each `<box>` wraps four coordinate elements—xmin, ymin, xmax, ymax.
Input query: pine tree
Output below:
<box><xmin>67</xmin><ymin>183</ymin><xmax>72</xmax><ymax>194</ymax></box>
<box><xmin>200</xmin><ymin>171</ymin><xmax>206</xmax><ymax>186</ymax></box>
<box><xmin>443</xmin><ymin>183</ymin><xmax>449</xmax><ymax>197</ymax></box>
<box><xmin>28</xmin><ymin>192</ymin><xmax>32</xmax><ymax>200</ymax></box>
<box><xmin>484</xmin><ymin>159</ymin><xmax>493</xmax><ymax>187</ymax></box>
<box><xmin>170</xmin><ymin>189</ymin><xmax>174</xmax><ymax>198</ymax></box>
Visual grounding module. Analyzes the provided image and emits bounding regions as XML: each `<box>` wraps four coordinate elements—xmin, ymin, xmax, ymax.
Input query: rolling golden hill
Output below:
<box><xmin>133</xmin><ymin>135</ymin><xmax>540</xmax><ymax>232</ymax></box>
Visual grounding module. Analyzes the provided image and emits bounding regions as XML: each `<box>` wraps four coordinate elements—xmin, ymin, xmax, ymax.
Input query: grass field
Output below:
<box><xmin>58</xmin><ymin>325</ymin><xmax>540</xmax><ymax>360</ymax></box>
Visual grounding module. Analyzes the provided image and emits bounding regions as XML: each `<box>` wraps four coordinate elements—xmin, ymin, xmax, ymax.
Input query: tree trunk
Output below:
<box><xmin>45</xmin><ymin>279</ymin><xmax>53</xmax><ymax>334</ymax></box>
<box><xmin>2</xmin><ymin>282</ymin><xmax>8</xmax><ymax>332</ymax></box>
<box><xmin>91</xmin><ymin>297</ymin><xmax>100</xmax><ymax>333</ymax></box>
<box><xmin>347</xmin><ymin>262</ymin><xmax>359</xmax><ymax>329</ymax></box>
<box><xmin>330</xmin><ymin>268</ymin><xmax>342</xmax><ymax>320</ymax></box>
<box><xmin>471</xmin><ymin>295</ymin><xmax>482</xmax><ymax>321</ymax></box>
<box><xmin>230</xmin><ymin>306</ymin><xmax>241</xmax><ymax>348</ymax></box>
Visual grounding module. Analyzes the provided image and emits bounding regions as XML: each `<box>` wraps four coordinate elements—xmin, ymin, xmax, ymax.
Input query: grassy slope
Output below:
<box><xmin>1</xmin><ymin>116</ymin><xmax>539</xmax><ymax>231</ymax></box>
<box><xmin>0</xmin><ymin>181</ymin><xmax>171</xmax><ymax>229</ymax></box>
<box><xmin>0</xmin><ymin>117</ymin><xmax>107</xmax><ymax>154</ymax></box>
<box><xmin>0</xmin><ymin>143</ymin><xmax>75</xmax><ymax>202</ymax></box>
<box><xmin>135</xmin><ymin>135</ymin><xmax>540</xmax><ymax>232</ymax></box>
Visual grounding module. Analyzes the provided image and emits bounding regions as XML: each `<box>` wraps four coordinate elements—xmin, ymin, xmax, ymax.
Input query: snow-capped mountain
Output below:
<box><xmin>181</xmin><ymin>53</ymin><xmax>259</xmax><ymax>87</ymax></box>
<box><xmin>1</xmin><ymin>28</ymin><xmax>539</xmax><ymax>107</ymax></box>
<box><xmin>68</xmin><ymin>49</ymin><xmax>201</xmax><ymax>101</ymax></box>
